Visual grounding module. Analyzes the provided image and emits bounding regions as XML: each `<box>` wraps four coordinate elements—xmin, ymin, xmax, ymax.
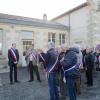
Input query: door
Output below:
<box><xmin>22</xmin><ymin>39</ymin><xmax>34</xmax><ymax>67</ymax></box>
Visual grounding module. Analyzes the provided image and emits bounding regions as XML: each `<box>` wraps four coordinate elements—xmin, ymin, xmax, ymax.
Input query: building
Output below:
<box><xmin>52</xmin><ymin>0</ymin><xmax>100</xmax><ymax>48</ymax></box>
<box><xmin>0</xmin><ymin>13</ymin><xmax>68</xmax><ymax>69</ymax></box>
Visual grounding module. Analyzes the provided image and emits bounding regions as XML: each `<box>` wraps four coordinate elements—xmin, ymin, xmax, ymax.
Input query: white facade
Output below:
<box><xmin>52</xmin><ymin>0</ymin><xmax>100</xmax><ymax>48</ymax></box>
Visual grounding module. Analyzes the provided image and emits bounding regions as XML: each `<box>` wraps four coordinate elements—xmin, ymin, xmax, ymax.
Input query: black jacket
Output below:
<box><xmin>8</xmin><ymin>48</ymin><xmax>19</xmax><ymax>65</ymax></box>
<box><xmin>84</xmin><ymin>53</ymin><xmax>94</xmax><ymax>69</ymax></box>
<box><xmin>45</xmin><ymin>48</ymin><xmax>58</xmax><ymax>72</ymax></box>
<box><xmin>60</xmin><ymin>48</ymin><xmax>78</xmax><ymax>71</ymax></box>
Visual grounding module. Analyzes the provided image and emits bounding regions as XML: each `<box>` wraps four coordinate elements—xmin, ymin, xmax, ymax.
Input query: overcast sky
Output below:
<box><xmin>0</xmin><ymin>0</ymin><xmax>86</xmax><ymax>20</ymax></box>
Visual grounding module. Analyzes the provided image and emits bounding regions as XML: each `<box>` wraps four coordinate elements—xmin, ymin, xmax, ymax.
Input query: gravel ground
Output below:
<box><xmin>0</xmin><ymin>67</ymin><xmax>100</xmax><ymax>100</ymax></box>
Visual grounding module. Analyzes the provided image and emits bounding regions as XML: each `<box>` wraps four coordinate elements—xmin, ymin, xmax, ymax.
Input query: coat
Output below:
<box><xmin>60</xmin><ymin>48</ymin><xmax>78</xmax><ymax>71</ymax></box>
<box><xmin>45</xmin><ymin>48</ymin><xmax>58</xmax><ymax>72</ymax></box>
<box><xmin>84</xmin><ymin>52</ymin><xmax>94</xmax><ymax>69</ymax></box>
<box><xmin>25</xmin><ymin>49</ymin><xmax>39</xmax><ymax>66</ymax></box>
<box><xmin>8</xmin><ymin>48</ymin><xmax>19</xmax><ymax>65</ymax></box>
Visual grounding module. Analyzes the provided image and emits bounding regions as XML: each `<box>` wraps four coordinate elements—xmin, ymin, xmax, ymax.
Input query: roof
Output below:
<box><xmin>51</xmin><ymin>2</ymin><xmax>88</xmax><ymax>21</ymax></box>
<box><xmin>0</xmin><ymin>13</ymin><xmax>68</xmax><ymax>30</ymax></box>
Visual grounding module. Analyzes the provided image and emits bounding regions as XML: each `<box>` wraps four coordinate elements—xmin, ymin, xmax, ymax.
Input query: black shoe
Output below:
<box><xmin>38</xmin><ymin>80</ymin><xmax>42</xmax><ymax>82</ymax></box>
<box><xmin>15</xmin><ymin>80</ymin><xmax>20</xmax><ymax>83</ymax></box>
<box><xmin>28</xmin><ymin>80</ymin><xmax>34</xmax><ymax>82</ymax></box>
<box><xmin>87</xmin><ymin>84</ymin><xmax>93</xmax><ymax>87</ymax></box>
<box><xmin>10</xmin><ymin>82</ymin><xmax>13</xmax><ymax>85</ymax></box>
<box><xmin>60</xmin><ymin>96</ymin><xmax>66</xmax><ymax>100</ymax></box>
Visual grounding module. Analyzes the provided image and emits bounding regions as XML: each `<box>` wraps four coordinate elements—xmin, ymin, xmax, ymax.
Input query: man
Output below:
<box><xmin>39</xmin><ymin>49</ymin><xmax>46</xmax><ymax>69</ymax></box>
<box><xmin>60</xmin><ymin>45</ymin><xmax>80</xmax><ymax>100</ymax></box>
<box><xmin>74</xmin><ymin>45</ymin><xmax>83</xmax><ymax>95</ymax></box>
<box><xmin>25</xmin><ymin>45</ymin><xmax>41</xmax><ymax>82</ymax></box>
<box><xmin>84</xmin><ymin>48</ymin><xmax>94</xmax><ymax>86</ymax></box>
<box><xmin>8</xmin><ymin>43</ymin><xmax>19</xmax><ymax>84</ymax></box>
<box><xmin>45</xmin><ymin>42</ymin><xmax>59</xmax><ymax>100</ymax></box>
<box><xmin>57</xmin><ymin>45</ymin><xmax>67</xmax><ymax>99</ymax></box>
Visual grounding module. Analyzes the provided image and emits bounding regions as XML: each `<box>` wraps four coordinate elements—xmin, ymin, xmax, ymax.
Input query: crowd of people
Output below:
<box><xmin>8</xmin><ymin>42</ymin><xmax>100</xmax><ymax>100</ymax></box>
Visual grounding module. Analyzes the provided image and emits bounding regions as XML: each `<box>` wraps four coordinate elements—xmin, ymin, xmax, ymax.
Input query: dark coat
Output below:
<box><xmin>8</xmin><ymin>48</ymin><xmax>19</xmax><ymax>65</ymax></box>
<box><xmin>60</xmin><ymin>48</ymin><xmax>78</xmax><ymax>71</ymax></box>
<box><xmin>84</xmin><ymin>53</ymin><xmax>94</xmax><ymax>69</ymax></box>
<box><xmin>45</xmin><ymin>48</ymin><xmax>58</xmax><ymax>72</ymax></box>
<box><xmin>39</xmin><ymin>52</ymin><xmax>46</xmax><ymax>69</ymax></box>
<box><xmin>39</xmin><ymin>52</ymin><xmax>46</xmax><ymax>63</ymax></box>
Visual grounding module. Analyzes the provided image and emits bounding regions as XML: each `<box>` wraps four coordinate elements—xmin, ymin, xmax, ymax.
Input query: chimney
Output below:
<box><xmin>43</xmin><ymin>13</ymin><xmax>47</xmax><ymax>21</ymax></box>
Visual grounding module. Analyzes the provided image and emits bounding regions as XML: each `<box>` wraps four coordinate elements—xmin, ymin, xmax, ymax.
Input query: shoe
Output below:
<box><xmin>38</xmin><ymin>80</ymin><xmax>42</xmax><ymax>82</ymax></box>
<box><xmin>28</xmin><ymin>80</ymin><xmax>34</xmax><ymax>82</ymax></box>
<box><xmin>10</xmin><ymin>82</ymin><xmax>13</xmax><ymax>85</ymax></box>
<box><xmin>60</xmin><ymin>96</ymin><xmax>66</xmax><ymax>100</ymax></box>
<box><xmin>15</xmin><ymin>80</ymin><xmax>20</xmax><ymax>83</ymax></box>
<box><xmin>87</xmin><ymin>84</ymin><xmax>93</xmax><ymax>87</ymax></box>
<box><xmin>84</xmin><ymin>82</ymin><xmax>88</xmax><ymax>84</ymax></box>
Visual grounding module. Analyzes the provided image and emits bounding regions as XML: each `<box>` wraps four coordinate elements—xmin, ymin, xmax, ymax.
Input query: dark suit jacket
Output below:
<box><xmin>8</xmin><ymin>48</ymin><xmax>19</xmax><ymax>65</ymax></box>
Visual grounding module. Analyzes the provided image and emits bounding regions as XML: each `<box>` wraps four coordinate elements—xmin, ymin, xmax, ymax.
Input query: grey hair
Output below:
<box><xmin>48</xmin><ymin>42</ymin><xmax>55</xmax><ymax>49</ymax></box>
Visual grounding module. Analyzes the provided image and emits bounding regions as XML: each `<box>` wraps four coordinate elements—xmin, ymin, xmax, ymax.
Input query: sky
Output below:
<box><xmin>0</xmin><ymin>0</ymin><xmax>86</xmax><ymax>20</ymax></box>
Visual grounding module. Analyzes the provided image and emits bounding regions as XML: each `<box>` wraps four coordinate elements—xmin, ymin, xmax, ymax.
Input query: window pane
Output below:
<box><xmin>52</xmin><ymin>33</ymin><xmax>55</xmax><ymax>39</ymax></box>
<box><xmin>59</xmin><ymin>34</ymin><xmax>61</xmax><ymax>45</ymax></box>
<box><xmin>52</xmin><ymin>39</ymin><xmax>55</xmax><ymax>43</ymax></box>
<box><xmin>62</xmin><ymin>34</ymin><xmax>65</xmax><ymax>44</ymax></box>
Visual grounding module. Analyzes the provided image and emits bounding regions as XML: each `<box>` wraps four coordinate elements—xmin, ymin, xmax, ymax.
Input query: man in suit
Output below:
<box><xmin>25</xmin><ymin>45</ymin><xmax>41</xmax><ymax>82</ymax></box>
<box><xmin>8</xmin><ymin>43</ymin><xmax>19</xmax><ymax>84</ymax></box>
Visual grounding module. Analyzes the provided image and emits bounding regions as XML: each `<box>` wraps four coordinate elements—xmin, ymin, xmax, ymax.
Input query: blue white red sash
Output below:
<box><xmin>63</xmin><ymin>63</ymin><xmax>80</xmax><ymax>74</ymax></box>
<box><xmin>63</xmin><ymin>65</ymin><xmax>76</xmax><ymax>73</ymax></box>
<box><xmin>49</xmin><ymin>57</ymin><xmax>58</xmax><ymax>73</ymax></box>
<box><xmin>32</xmin><ymin>53</ymin><xmax>36</xmax><ymax>60</ymax></box>
<box><xmin>10</xmin><ymin>48</ymin><xmax>17</xmax><ymax>61</ymax></box>
<box><xmin>39</xmin><ymin>53</ymin><xmax>45</xmax><ymax>62</ymax></box>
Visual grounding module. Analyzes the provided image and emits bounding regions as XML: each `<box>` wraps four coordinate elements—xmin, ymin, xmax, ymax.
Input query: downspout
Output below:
<box><xmin>68</xmin><ymin>13</ymin><xmax>71</xmax><ymax>45</ymax></box>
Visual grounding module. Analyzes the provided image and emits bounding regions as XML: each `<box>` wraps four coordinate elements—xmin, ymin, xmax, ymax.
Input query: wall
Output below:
<box><xmin>0</xmin><ymin>23</ymin><xmax>68</xmax><ymax>68</ymax></box>
<box><xmin>53</xmin><ymin>6</ymin><xmax>91</xmax><ymax>48</ymax></box>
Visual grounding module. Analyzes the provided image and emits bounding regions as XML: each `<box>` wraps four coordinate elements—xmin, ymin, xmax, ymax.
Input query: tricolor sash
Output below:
<box><xmin>10</xmin><ymin>48</ymin><xmax>17</xmax><ymax>61</ymax></box>
<box><xmin>31</xmin><ymin>53</ymin><xmax>36</xmax><ymax>60</ymax></box>
<box><xmin>63</xmin><ymin>65</ymin><xmax>76</xmax><ymax>74</ymax></box>
<box><xmin>39</xmin><ymin>53</ymin><xmax>45</xmax><ymax>63</ymax></box>
<box><xmin>48</xmin><ymin>57</ymin><xmax>58</xmax><ymax>73</ymax></box>
<box><xmin>62</xmin><ymin>63</ymin><xmax>80</xmax><ymax>77</ymax></box>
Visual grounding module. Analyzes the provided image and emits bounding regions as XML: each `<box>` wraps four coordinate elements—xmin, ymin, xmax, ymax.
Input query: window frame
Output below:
<box><xmin>59</xmin><ymin>33</ymin><xmax>66</xmax><ymax>45</ymax></box>
<box><xmin>48</xmin><ymin>32</ymin><xmax>56</xmax><ymax>44</ymax></box>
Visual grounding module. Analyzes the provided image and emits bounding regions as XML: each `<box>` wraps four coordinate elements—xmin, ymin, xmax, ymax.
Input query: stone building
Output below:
<box><xmin>0</xmin><ymin>13</ymin><xmax>68</xmax><ymax>69</ymax></box>
<box><xmin>52</xmin><ymin>0</ymin><xmax>100</xmax><ymax>48</ymax></box>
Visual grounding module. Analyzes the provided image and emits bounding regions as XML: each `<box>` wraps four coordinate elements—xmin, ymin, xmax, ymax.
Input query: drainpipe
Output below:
<box><xmin>68</xmin><ymin>14</ymin><xmax>71</xmax><ymax>45</ymax></box>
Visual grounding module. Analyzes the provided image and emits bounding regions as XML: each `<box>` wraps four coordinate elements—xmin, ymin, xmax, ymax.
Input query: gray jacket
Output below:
<box><xmin>25</xmin><ymin>49</ymin><xmax>39</xmax><ymax>66</ymax></box>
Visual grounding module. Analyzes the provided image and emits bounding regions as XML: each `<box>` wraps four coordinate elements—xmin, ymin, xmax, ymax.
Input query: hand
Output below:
<box><xmin>14</xmin><ymin>61</ymin><xmax>17</xmax><ymax>64</ymax></box>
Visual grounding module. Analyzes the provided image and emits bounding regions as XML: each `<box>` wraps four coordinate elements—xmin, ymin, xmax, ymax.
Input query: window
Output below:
<box><xmin>48</xmin><ymin>33</ymin><xmax>56</xmax><ymax>43</ymax></box>
<box><xmin>0</xmin><ymin>29</ymin><xmax>3</xmax><ymax>55</ymax></box>
<box><xmin>22</xmin><ymin>40</ymin><xmax>34</xmax><ymax>56</ymax></box>
<box><xmin>59</xmin><ymin>34</ymin><xmax>66</xmax><ymax>45</ymax></box>
<box><xmin>21</xmin><ymin>31</ymin><xmax>34</xmax><ymax>56</ymax></box>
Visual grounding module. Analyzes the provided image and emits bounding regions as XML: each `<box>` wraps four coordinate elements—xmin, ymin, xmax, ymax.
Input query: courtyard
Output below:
<box><xmin>0</xmin><ymin>68</ymin><xmax>100</xmax><ymax>100</ymax></box>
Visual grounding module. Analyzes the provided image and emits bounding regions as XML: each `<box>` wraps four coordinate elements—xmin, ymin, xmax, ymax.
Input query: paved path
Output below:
<box><xmin>0</xmin><ymin>67</ymin><xmax>100</xmax><ymax>100</ymax></box>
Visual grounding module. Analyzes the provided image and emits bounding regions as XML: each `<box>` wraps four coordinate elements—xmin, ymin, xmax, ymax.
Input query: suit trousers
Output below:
<box><xmin>29</xmin><ymin>61</ymin><xmax>40</xmax><ymax>81</ymax></box>
<box><xmin>86</xmin><ymin>68</ymin><xmax>93</xmax><ymax>86</ymax></box>
<box><xmin>9</xmin><ymin>63</ymin><xmax>18</xmax><ymax>83</ymax></box>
